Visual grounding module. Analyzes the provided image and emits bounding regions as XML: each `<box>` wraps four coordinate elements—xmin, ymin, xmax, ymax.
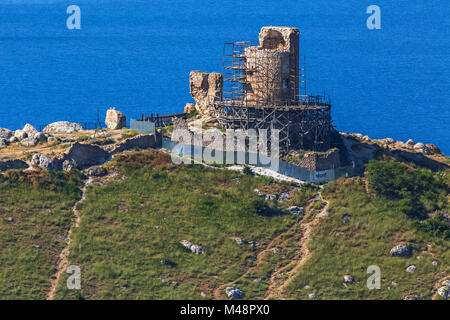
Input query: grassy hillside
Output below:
<box><xmin>285</xmin><ymin>164</ymin><xmax>449</xmax><ymax>300</ymax></box>
<box><xmin>0</xmin><ymin>170</ymin><xmax>83</xmax><ymax>299</ymax></box>
<box><xmin>54</xmin><ymin>150</ymin><xmax>311</xmax><ymax>299</ymax></box>
<box><xmin>1</xmin><ymin>148</ymin><xmax>448</xmax><ymax>300</ymax></box>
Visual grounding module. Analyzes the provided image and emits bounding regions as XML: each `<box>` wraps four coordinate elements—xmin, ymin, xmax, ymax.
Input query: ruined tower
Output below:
<box><xmin>245</xmin><ymin>27</ymin><xmax>300</xmax><ymax>105</ymax></box>
<box><xmin>212</xmin><ymin>26</ymin><xmax>332</xmax><ymax>152</ymax></box>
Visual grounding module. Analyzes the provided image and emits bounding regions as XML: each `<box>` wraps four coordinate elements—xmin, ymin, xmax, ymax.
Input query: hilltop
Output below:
<box><xmin>0</xmin><ymin>122</ymin><xmax>448</xmax><ymax>300</ymax></box>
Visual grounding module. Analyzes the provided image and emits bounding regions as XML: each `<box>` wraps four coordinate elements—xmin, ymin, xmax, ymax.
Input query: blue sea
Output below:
<box><xmin>0</xmin><ymin>0</ymin><xmax>449</xmax><ymax>154</ymax></box>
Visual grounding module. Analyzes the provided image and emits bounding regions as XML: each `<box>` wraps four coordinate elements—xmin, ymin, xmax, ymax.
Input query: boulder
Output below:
<box><xmin>0</xmin><ymin>138</ymin><xmax>8</xmax><ymax>148</ymax></box>
<box><xmin>8</xmin><ymin>136</ymin><xmax>18</xmax><ymax>143</ymax></box>
<box><xmin>403</xmin><ymin>294</ymin><xmax>423</xmax><ymax>300</ymax></box>
<box><xmin>14</xmin><ymin>130</ymin><xmax>27</xmax><ymax>140</ymax></box>
<box><xmin>225</xmin><ymin>287</ymin><xmax>244</xmax><ymax>299</ymax></box>
<box><xmin>21</xmin><ymin>137</ymin><xmax>38</xmax><ymax>147</ymax></box>
<box><xmin>442</xmin><ymin>280</ymin><xmax>450</xmax><ymax>287</ymax></box>
<box><xmin>189</xmin><ymin>71</ymin><xmax>223</xmax><ymax>116</ymax></box>
<box><xmin>390</xmin><ymin>244</ymin><xmax>412</xmax><ymax>257</ymax></box>
<box><xmin>184</xmin><ymin>103</ymin><xmax>196</xmax><ymax>114</ymax></box>
<box><xmin>406</xmin><ymin>265</ymin><xmax>417</xmax><ymax>273</ymax></box>
<box><xmin>0</xmin><ymin>159</ymin><xmax>28</xmax><ymax>171</ymax></box>
<box><xmin>88</xmin><ymin>166</ymin><xmax>107</xmax><ymax>177</ymax></box>
<box><xmin>34</xmin><ymin>132</ymin><xmax>47</xmax><ymax>142</ymax></box>
<box><xmin>265</xmin><ymin>194</ymin><xmax>278</xmax><ymax>201</ymax></box>
<box><xmin>42</xmin><ymin>121</ymin><xmax>83</xmax><ymax>134</ymax></box>
<box><xmin>22</xmin><ymin>124</ymin><xmax>38</xmax><ymax>138</ymax></box>
<box><xmin>342</xmin><ymin>214</ymin><xmax>351</xmax><ymax>224</ymax></box>
<box><xmin>279</xmin><ymin>192</ymin><xmax>290</xmax><ymax>201</ymax></box>
<box><xmin>288</xmin><ymin>206</ymin><xmax>304</xmax><ymax>216</ymax></box>
<box><xmin>437</xmin><ymin>286</ymin><xmax>449</xmax><ymax>299</ymax></box>
<box><xmin>179</xmin><ymin>239</ymin><xmax>203</xmax><ymax>254</ymax></box>
<box><xmin>0</xmin><ymin>128</ymin><xmax>13</xmax><ymax>140</ymax></box>
<box><xmin>413</xmin><ymin>142</ymin><xmax>429</xmax><ymax>154</ymax></box>
<box><xmin>105</xmin><ymin>108</ymin><xmax>126</xmax><ymax>130</ymax></box>
<box><xmin>425</xmin><ymin>144</ymin><xmax>440</xmax><ymax>154</ymax></box>
<box><xmin>62</xmin><ymin>160</ymin><xmax>75</xmax><ymax>172</ymax></box>
<box><xmin>31</xmin><ymin>153</ymin><xmax>54</xmax><ymax>170</ymax></box>
<box><xmin>343</xmin><ymin>275</ymin><xmax>355</xmax><ymax>284</ymax></box>
<box><xmin>406</xmin><ymin>139</ymin><xmax>415</xmax><ymax>146</ymax></box>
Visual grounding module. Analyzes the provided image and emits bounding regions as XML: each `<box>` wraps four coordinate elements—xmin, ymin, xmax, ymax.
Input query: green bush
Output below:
<box><xmin>366</xmin><ymin>160</ymin><xmax>448</xmax><ymax>219</ymax></box>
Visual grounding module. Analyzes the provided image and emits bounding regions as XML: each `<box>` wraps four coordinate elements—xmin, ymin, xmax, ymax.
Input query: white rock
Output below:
<box><xmin>225</xmin><ymin>287</ymin><xmax>244</xmax><ymax>299</ymax></box>
<box><xmin>0</xmin><ymin>128</ymin><xmax>13</xmax><ymax>140</ymax></box>
<box><xmin>406</xmin><ymin>265</ymin><xmax>417</xmax><ymax>273</ymax></box>
<box><xmin>43</xmin><ymin>121</ymin><xmax>83</xmax><ymax>134</ymax></box>
<box><xmin>14</xmin><ymin>130</ymin><xmax>27</xmax><ymax>140</ymax></box>
<box><xmin>390</xmin><ymin>244</ymin><xmax>412</xmax><ymax>257</ymax></box>
<box><xmin>437</xmin><ymin>286</ymin><xmax>449</xmax><ymax>299</ymax></box>
<box><xmin>22</xmin><ymin>124</ymin><xmax>38</xmax><ymax>137</ymax></box>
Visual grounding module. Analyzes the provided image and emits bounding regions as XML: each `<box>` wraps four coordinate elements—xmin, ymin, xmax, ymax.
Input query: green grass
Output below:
<box><xmin>0</xmin><ymin>170</ymin><xmax>83</xmax><ymax>299</ymax></box>
<box><xmin>54</xmin><ymin>150</ymin><xmax>298</xmax><ymax>299</ymax></box>
<box><xmin>284</xmin><ymin>177</ymin><xmax>449</xmax><ymax>300</ymax></box>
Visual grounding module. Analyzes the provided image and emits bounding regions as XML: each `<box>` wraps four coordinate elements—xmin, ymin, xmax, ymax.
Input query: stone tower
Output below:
<box><xmin>244</xmin><ymin>26</ymin><xmax>300</xmax><ymax>105</ymax></box>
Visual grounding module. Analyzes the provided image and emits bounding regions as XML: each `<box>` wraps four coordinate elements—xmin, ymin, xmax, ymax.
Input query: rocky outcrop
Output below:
<box><xmin>0</xmin><ymin>128</ymin><xmax>13</xmax><ymax>140</ymax></box>
<box><xmin>179</xmin><ymin>240</ymin><xmax>203</xmax><ymax>254</ymax></box>
<box><xmin>189</xmin><ymin>71</ymin><xmax>223</xmax><ymax>116</ymax></box>
<box><xmin>88</xmin><ymin>166</ymin><xmax>107</xmax><ymax>177</ymax></box>
<box><xmin>22</xmin><ymin>124</ymin><xmax>38</xmax><ymax>138</ymax></box>
<box><xmin>413</xmin><ymin>142</ymin><xmax>429</xmax><ymax>154</ymax></box>
<box><xmin>184</xmin><ymin>103</ymin><xmax>196</xmax><ymax>114</ymax></box>
<box><xmin>390</xmin><ymin>244</ymin><xmax>412</xmax><ymax>257</ymax></box>
<box><xmin>426</xmin><ymin>144</ymin><xmax>441</xmax><ymax>154</ymax></box>
<box><xmin>14</xmin><ymin>130</ymin><xmax>27</xmax><ymax>140</ymax></box>
<box><xmin>0</xmin><ymin>159</ymin><xmax>28</xmax><ymax>171</ymax></box>
<box><xmin>21</xmin><ymin>137</ymin><xmax>38</xmax><ymax>147</ymax></box>
<box><xmin>53</xmin><ymin>142</ymin><xmax>109</xmax><ymax>170</ymax></box>
<box><xmin>0</xmin><ymin>139</ymin><xmax>8</xmax><ymax>148</ymax></box>
<box><xmin>31</xmin><ymin>153</ymin><xmax>54</xmax><ymax>170</ymax></box>
<box><xmin>43</xmin><ymin>121</ymin><xmax>83</xmax><ymax>134</ymax></box>
<box><xmin>105</xmin><ymin>108</ymin><xmax>126</xmax><ymax>130</ymax></box>
<box><xmin>225</xmin><ymin>287</ymin><xmax>244</xmax><ymax>299</ymax></box>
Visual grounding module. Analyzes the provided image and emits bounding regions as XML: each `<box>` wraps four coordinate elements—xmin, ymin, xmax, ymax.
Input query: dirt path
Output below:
<box><xmin>46</xmin><ymin>177</ymin><xmax>93</xmax><ymax>300</ymax></box>
<box><xmin>213</xmin><ymin>227</ymin><xmax>292</xmax><ymax>300</ymax></box>
<box><xmin>265</xmin><ymin>189</ymin><xmax>329</xmax><ymax>300</ymax></box>
<box><xmin>213</xmin><ymin>188</ymin><xmax>329</xmax><ymax>300</ymax></box>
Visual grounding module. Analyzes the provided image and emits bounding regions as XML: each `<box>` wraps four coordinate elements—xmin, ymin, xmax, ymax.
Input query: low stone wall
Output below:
<box><xmin>290</xmin><ymin>148</ymin><xmax>341</xmax><ymax>171</ymax></box>
<box><xmin>111</xmin><ymin>134</ymin><xmax>162</xmax><ymax>154</ymax></box>
<box><xmin>0</xmin><ymin>159</ymin><xmax>28</xmax><ymax>171</ymax></box>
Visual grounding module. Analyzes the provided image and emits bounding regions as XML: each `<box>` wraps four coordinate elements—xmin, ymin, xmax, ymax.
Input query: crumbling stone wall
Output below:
<box><xmin>245</xmin><ymin>26</ymin><xmax>300</xmax><ymax>104</ymax></box>
<box><xmin>292</xmin><ymin>148</ymin><xmax>341</xmax><ymax>171</ymax></box>
<box><xmin>189</xmin><ymin>71</ymin><xmax>223</xmax><ymax>115</ymax></box>
<box><xmin>111</xmin><ymin>134</ymin><xmax>162</xmax><ymax>154</ymax></box>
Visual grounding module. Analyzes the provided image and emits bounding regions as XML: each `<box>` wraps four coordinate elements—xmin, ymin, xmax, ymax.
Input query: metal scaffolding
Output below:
<box><xmin>212</xmin><ymin>41</ymin><xmax>332</xmax><ymax>153</ymax></box>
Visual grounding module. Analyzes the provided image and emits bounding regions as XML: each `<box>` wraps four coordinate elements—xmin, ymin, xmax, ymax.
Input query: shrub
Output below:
<box><xmin>243</xmin><ymin>166</ymin><xmax>253</xmax><ymax>176</ymax></box>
